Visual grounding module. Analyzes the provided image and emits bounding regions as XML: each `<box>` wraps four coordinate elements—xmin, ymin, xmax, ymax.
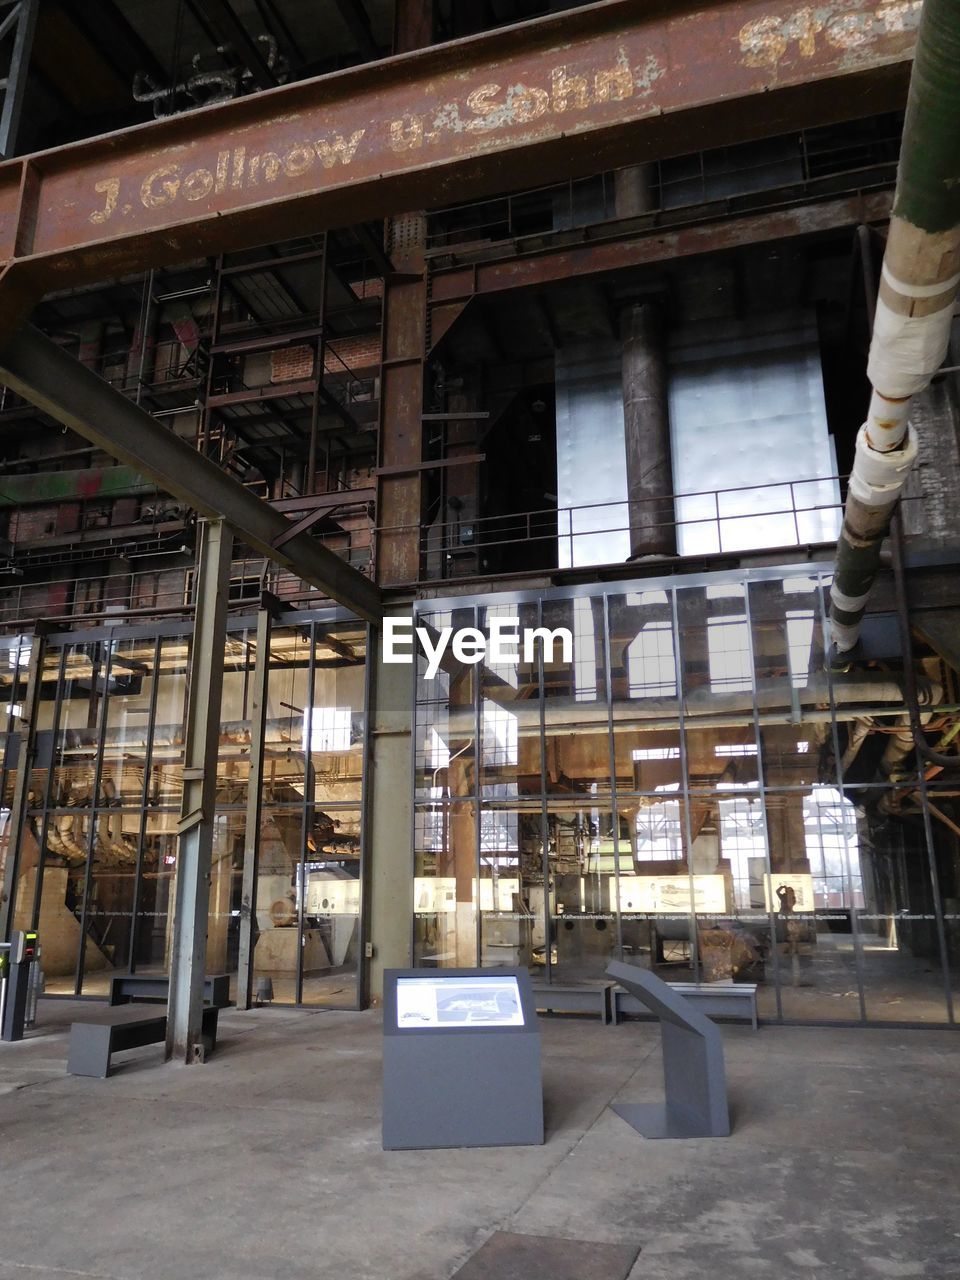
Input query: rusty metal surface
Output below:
<box><xmin>376</xmin><ymin>270</ymin><xmax>427</xmax><ymax>586</ymax></box>
<box><xmin>0</xmin><ymin>326</ymin><xmax>384</xmax><ymax>622</ymax></box>
<box><xmin>0</xmin><ymin>0</ymin><xmax>918</xmax><ymax>295</ymax></box>
<box><xmin>429</xmin><ymin>190</ymin><xmax>895</xmax><ymax>305</ymax></box>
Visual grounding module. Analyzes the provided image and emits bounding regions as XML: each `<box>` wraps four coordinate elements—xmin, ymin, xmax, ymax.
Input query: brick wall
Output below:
<box><xmin>268</xmin><ymin>334</ymin><xmax>381</xmax><ymax>384</ymax></box>
<box><xmin>270</xmin><ymin>344</ymin><xmax>315</xmax><ymax>383</ymax></box>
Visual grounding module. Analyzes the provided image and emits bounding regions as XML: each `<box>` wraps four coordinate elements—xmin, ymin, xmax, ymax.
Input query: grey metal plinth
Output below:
<box><xmin>605</xmin><ymin>960</ymin><xmax>730</xmax><ymax>1139</ymax></box>
<box><xmin>382</xmin><ymin>968</ymin><xmax>544</xmax><ymax>1151</ymax></box>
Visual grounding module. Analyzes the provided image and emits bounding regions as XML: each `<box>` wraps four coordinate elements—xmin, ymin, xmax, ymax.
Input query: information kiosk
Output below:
<box><xmin>382</xmin><ymin>967</ymin><xmax>543</xmax><ymax>1150</ymax></box>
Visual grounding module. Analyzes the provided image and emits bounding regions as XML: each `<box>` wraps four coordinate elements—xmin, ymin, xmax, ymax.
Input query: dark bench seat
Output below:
<box><xmin>67</xmin><ymin>1006</ymin><xmax>219</xmax><ymax>1078</ymax></box>
<box><xmin>613</xmin><ymin>981</ymin><xmax>758</xmax><ymax>1030</ymax></box>
<box><xmin>531</xmin><ymin>982</ymin><xmax>614</xmax><ymax>1024</ymax></box>
<box><xmin>109</xmin><ymin>972</ymin><xmax>231</xmax><ymax>1008</ymax></box>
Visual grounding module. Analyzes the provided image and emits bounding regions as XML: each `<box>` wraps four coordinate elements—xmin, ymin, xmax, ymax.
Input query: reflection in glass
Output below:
<box><xmin>414</xmin><ymin>799</ymin><xmax>477</xmax><ymax>967</ymax></box>
<box><xmin>541</xmin><ymin>597</ymin><xmax>609</xmax><ymax>799</ymax></box>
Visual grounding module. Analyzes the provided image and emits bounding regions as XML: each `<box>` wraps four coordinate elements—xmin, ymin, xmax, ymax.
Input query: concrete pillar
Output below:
<box><xmin>620</xmin><ymin>301</ymin><xmax>676</xmax><ymax>559</ymax></box>
<box><xmin>167</xmin><ymin>518</ymin><xmax>232</xmax><ymax>1063</ymax></box>
<box><xmin>365</xmin><ymin>611</ymin><xmax>415</xmax><ymax>1002</ymax></box>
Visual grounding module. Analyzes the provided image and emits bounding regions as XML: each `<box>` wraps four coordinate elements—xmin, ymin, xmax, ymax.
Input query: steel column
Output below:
<box><xmin>0</xmin><ymin>624</ymin><xmax>46</xmax><ymax>942</ymax></box>
<box><xmin>237</xmin><ymin>604</ymin><xmax>273</xmax><ymax>1010</ymax></box>
<box><xmin>394</xmin><ymin>0</ymin><xmax>433</xmax><ymax>55</ymax></box>
<box><xmin>167</xmin><ymin>519</ymin><xmax>233</xmax><ymax>1063</ymax></box>
<box><xmin>0</xmin><ymin>326</ymin><xmax>382</xmax><ymax>622</ymax></box>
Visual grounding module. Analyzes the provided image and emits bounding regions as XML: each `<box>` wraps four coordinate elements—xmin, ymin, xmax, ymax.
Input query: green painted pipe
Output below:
<box><xmin>830</xmin><ymin>0</ymin><xmax>960</xmax><ymax>664</ymax></box>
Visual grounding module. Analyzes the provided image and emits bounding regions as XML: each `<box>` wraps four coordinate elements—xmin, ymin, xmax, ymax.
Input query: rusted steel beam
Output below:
<box><xmin>428</xmin><ymin>190</ymin><xmax>896</xmax><ymax>308</ymax></box>
<box><xmin>0</xmin><ymin>326</ymin><xmax>384</xmax><ymax>622</ymax></box>
<box><xmin>373</xmin><ymin>453</ymin><xmax>485</xmax><ymax>477</ymax></box>
<box><xmin>0</xmin><ymin>0</ymin><xmax>918</xmax><ymax>313</ymax></box>
<box><xmin>376</xmin><ymin>255</ymin><xmax>427</xmax><ymax>586</ymax></box>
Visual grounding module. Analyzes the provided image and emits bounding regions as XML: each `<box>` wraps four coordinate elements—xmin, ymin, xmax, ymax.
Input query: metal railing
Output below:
<box><xmin>377</xmin><ymin>473</ymin><xmax>924</xmax><ymax>584</ymax></box>
<box><xmin>0</xmin><ymin>540</ymin><xmax>374</xmax><ymax>631</ymax></box>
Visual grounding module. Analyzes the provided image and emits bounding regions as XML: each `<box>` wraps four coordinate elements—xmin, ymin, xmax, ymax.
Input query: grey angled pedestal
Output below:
<box><xmin>606</xmin><ymin>960</ymin><xmax>730</xmax><ymax>1138</ymax></box>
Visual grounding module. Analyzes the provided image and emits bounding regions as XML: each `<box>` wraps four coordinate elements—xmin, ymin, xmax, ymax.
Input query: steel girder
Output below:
<box><xmin>0</xmin><ymin>326</ymin><xmax>383</xmax><ymax>622</ymax></box>
<box><xmin>0</xmin><ymin>0</ymin><xmax>920</xmax><ymax>332</ymax></box>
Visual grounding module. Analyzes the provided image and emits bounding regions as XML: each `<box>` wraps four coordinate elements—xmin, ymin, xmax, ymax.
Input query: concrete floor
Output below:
<box><xmin>0</xmin><ymin>1003</ymin><xmax>958</xmax><ymax>1280</ymax></box>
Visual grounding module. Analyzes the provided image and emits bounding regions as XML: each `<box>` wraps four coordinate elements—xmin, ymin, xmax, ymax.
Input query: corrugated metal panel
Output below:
<box><xmin>555</xmin><ymin>340</ymin><xmax>630</xmax><ymax>568</ymax></box>
<box><xmin>668</xmin><ymin>311</ymin><xmax>841</xmax><ymax>556</ymax></box>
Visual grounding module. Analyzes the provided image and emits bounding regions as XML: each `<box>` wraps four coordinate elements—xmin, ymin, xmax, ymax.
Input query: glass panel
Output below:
<box><xmin>220</xmin><ymin>628</ymin><xmax>256</xmax><ymax>803</ymax></box>
<box><xmin>300</xmin><ymin>807</ymin><xmax>361</xmax><ymax>1008</ymax></box>
<box><xmin>764</xmin><ymin>787</ymin><xmax>866</xmax><ymax>1020</ymax></box>
<box><xmin>608</xmin><ymin>588</ymin><xmax>682</xmax><ymax>795</ymax></box>
<box><xmin>51</xmin><ymin>642</ymin><xmax>103</xmax><ymax>807</ymax></box>
<box><xmin>616</xmin><ymin>795</ymin><xmax>696</xmax><ymax>982</ymax></box>
<box><xmin>262</xmin><ymin>626</ymin><xmax>311</xmax><ymax>805</ymax></box>
<box><xmin>845</xmin><ymin>785</ymin><xmax>949</xmax><ymax>1023</ymax></box>
<box><xmin>414</xmin><ymin>800</ymin><xmax>476</xmax><ymax>967</ymax></box>
<box><xmin>677</xmin><ymin>584</ymin><xmax>760</xmax><ymax>793</ymax></box>
<box><xmin>479</xmin><ymin>601</ymin><xmax>540</xmax><ymax>799</ymax></box>
<box><xmin>545</xmin><ymin>802</ymin><xmax>621</xmax><ymax>981</ymax></box>
<box><xmin>414</xmin><ymin>607</ymin><xmax>477</xmax><ymax>966</ymax></box>
<box><xmin>310</xmin><ymin>623</ymin><xmax>366</xmax><ymax>809</ymax></box>
<box><xmin>134</xmin><ymin>810</ymin><xmax>178</xmax><ymax>972</ymax></box>
<box><xmin>415</xmin><ymin>607</ymin><xmax>476</xmax><ymax>800</ymax></box>
<box><xmin>206</xmin><ymin>808</ymin><xmax>244</xmax><ymax>980</ymax></box>
<box><xmin>79</xmin><ymin>811</ymin><xmax>139</xmax><ymax>995</ymax></box>
<box><xmin>100</xmin><ymin>637</ymin><xmax>157</xmax><ymax>809</ymax></box>
<box><xmin>541</xmin><ymin>596</ymin><xmax>610</xmax><ymax>798</ymax></box>
<box><xmin>252</xmin><ymin>805</ymin><xmax>303</xmax><ymax>1004</ymax></box>
<box><xmin>150</xmin><ymin>637</ymin><xmax>188</xmax><ymax>807</ymax></box>
<box><xmin>748</xmin><ymin>575</ymin><xmax>824</xmax><ymax>788</ymax></box>
<box><xmin>478</xmin><ymin>795</ymin><xmax>539</xmax><ymax>970</ymax></box>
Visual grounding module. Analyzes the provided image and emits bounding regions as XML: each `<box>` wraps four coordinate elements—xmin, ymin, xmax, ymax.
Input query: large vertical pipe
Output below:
<box><xmin>829</xmin><ymin>0</ymin><xmax>960</xmax><ymax>661</ymax></box>
<box><xmin>620</xmin><ymin>301</ymin><xmax>676</xmax><ymax>559</ymax></box>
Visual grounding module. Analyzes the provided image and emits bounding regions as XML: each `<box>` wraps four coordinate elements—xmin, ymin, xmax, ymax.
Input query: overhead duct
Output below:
<box><xmin>829</xmin><ymin>0</ymin><xmax>960</xmax><ymax>663</ymax></box>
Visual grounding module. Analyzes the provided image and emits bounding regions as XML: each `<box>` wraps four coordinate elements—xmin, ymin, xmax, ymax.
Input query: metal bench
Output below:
<box><xmin>67</xmin><ymin>1006</ymin><xmax>220</xmax><ymax>1078</ymax></box>
<box><xmin>613</xmin><ymin>981</ymin><xmax>758</xmax><ymax>1030</ymax></box>
<box><xmin>109</xmin><ymin>972</ymin><xmax>232</xmax><ymax>1008</ymax></box>
<box><xmin>531</xmin><ymin>982</ymin><xmax>614</xmax><ymax>1024</ymax></box>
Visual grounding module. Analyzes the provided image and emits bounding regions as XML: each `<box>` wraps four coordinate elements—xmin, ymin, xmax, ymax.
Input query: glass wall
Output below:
<box><xmin>251</xmin><ymin>619</ymin><xmax>366</xmax><ymax>1008</ymax></box>
<box><xmin>0</xmin><ymin>611</ymin><xmax>367</xmax><ymax>1008</ymax></box>
<box><xmin>413</xmin><ymin>569</ymin><xmax>959</xmax><ymax>1025</ymax></box>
